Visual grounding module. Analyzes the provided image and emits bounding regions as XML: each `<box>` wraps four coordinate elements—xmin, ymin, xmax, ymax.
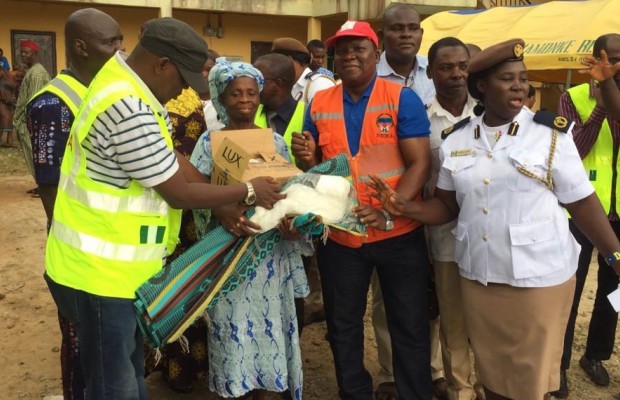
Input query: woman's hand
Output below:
<box><xmin>580</xmin><ymin>50</ymin><xmax>620</xmax><ymax>82</ymax></box>
<box><xmin>277</xmin><ymin>216</ymin><xmax>302</xmax><ymax>240</ymax></box>
<box><xmin>250</xmin><ymin>176</ymin><xmax>286</xmax><ymax>210</ymax></box>
<box><xmin>213</xmin><ymin>203</ymin><xmax>261</xmax><ymax>236</ymax></box>
<box><xmin>367</xmin><ymin>174</ymin><xmax>409</xmax><ymax>217</ymax></box>
<box><xmin>291</xmin><ymin>131</ymin><xmax>317</xmax><ymax>168</ymax></box>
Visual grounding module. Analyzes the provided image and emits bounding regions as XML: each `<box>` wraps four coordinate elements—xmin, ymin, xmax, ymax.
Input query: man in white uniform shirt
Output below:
<box><xmin>426</xmin><ymin>37</ymin><xmax>481</xmax><ymax>400</ymax></box>
<box><xmin>272</xmin><ymin>37</ymin><xmax>335</xmax><ymax>104</ymax></box>
<box><xmin>271</xmin><ymin>37</ymin><xmax>335</xmax><ymax>325</ymax></box>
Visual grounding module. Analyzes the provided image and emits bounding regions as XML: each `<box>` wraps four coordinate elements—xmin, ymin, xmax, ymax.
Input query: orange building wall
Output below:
<box><xmin>0</xmin><ymin>0</ymin><xmax>157</xmax><ymax>72</ymax></box>
<box><xmin>0</xmin><ymin>1</ymin><xmax>314</xmax><ymax>74</ymax></box>
<box><xmin>173</xmin><ymin>10</ymin><xmax>308</xmax><ymax>61</ymax></box>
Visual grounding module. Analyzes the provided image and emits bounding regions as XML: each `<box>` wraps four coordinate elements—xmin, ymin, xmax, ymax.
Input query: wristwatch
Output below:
<box><xmin>241</xmin><ymin>181</ymin><xmax>256</xmax><ymax>206</ymax></box>
<box><xmin>605</xmin><ymin>251</ymin><xmax>620</xmax><ymax>266</ymax></box>
<box><xmin>381</xmin><ymin>209</ymin><xmax>394</xmax><ymax>231</ymax></box>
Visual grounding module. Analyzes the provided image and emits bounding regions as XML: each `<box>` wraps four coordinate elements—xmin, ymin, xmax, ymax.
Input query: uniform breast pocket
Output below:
<box><xmin>452</xmin><ymin>220</ymin><xmax>472</xmax><ymax>273</ymax></box>
<box><xmin>509</xmin><ymin>219</ymin><xmax>563</xmax><ymax>279</ymax></box>
<box><xmin>441</xmin><ymin>155</ymin><xmax>477</xmax><ymax>194</ymax></box>
<box><xmin>508</xmin><ymin>150</ymin><xmax>548</xmax><ymax>192</ymax></box>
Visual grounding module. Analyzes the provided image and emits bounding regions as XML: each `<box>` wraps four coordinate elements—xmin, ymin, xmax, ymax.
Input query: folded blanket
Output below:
<box><xmin>135</xmin><ymin>154</ymin><xmax>365</xmax><ymax>348</ymax></box>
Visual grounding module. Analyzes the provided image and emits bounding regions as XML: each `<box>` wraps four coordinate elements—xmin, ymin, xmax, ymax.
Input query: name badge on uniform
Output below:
<box><xmin>451</xmin><ymin>149</ymin><xmax>472</xmax><ymax>157</ymax></box>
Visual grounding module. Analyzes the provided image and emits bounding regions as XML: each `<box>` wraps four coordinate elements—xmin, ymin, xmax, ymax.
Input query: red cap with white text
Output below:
<box><xmin>324</xmin><ymin>21</ymin><xmax>379</xmax><ymax>48</ymax></box>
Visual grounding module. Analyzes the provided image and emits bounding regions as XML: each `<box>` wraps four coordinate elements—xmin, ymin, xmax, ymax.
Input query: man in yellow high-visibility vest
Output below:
<box><xmin>28</xmin><ymin>9</ymin><xmax>124</xmax><ymax>398</ymax></box>
<box><xmin>44</xmin><ymin>18</ymin><xmax>284</xmax><ymax>399</ymax></box>
<box><xmin>553</xmin><ymin>33</ymin><xmax>620</xmax><ymax>399</ymax></box>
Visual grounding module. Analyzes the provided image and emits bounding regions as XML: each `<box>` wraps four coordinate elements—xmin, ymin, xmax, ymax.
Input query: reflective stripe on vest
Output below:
<box><xmin>30</xmin><ymin>73</ymin><xmax>86</xmax><ymax>114</ymax></box>
<box><xmin>567</xmin><ymin>83</ymin><xmax>615</xmax><ymax>214</ymax></box>
<box><xmin>45</xmin><ymin>55</ymin><xmax>181</xmax><ymax>299</ymax></box>
<box><xmin>61</xmin><ymin>177</ymin><xmax>169</xmax><ymax>214</ymax></box>
<box><xmin>52</xmin><ymin>219</ymin><xmax>165</xmax><ymax>263</ymax></box>
<box><xmin>311</xmin><ymin>78</ymin><xmax>418</xmax><ymax>247</ymax></box>
<box><xmin>254</xmin><ymin>101</ymin><xmax>305</xmax><ymax>164</ymax></box>
<box><xmin>311</xmin><ymin>112</ymin><xmax>343</xmax><ymax>121</ymax></box>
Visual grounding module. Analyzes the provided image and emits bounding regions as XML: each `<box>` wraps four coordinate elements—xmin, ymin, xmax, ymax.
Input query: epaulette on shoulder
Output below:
<box><xmin>533</xmin><ymin>110</ymin><xmax>571</xmax><ymax>133</ymax></box>
<box><xmin>441</xmin><ymin>116</ymin><xmax>471</xmax><ymax>139</ymax></box>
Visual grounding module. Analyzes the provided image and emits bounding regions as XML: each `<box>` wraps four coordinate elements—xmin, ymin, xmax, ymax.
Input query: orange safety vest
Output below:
<box><xmin>310</xmin><ymin>77</ymin><xmax>420</xmax><ymax>247</ymax></box>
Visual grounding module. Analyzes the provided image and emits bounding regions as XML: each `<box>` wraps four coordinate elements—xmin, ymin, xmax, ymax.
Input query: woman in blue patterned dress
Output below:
<box><xmin>190</xmin><ymin>59</ymin><xmax>310</xmax><ymax>400</ymax></box>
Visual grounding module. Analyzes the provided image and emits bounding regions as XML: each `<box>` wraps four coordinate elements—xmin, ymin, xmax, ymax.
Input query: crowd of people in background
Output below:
<box><xmin>3</xmin><ymin>2</ymin><xmax>620</xmax><ymax>400</ymax></box>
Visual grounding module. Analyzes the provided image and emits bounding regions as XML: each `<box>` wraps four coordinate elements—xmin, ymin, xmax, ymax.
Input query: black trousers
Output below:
<box><xmin>560</xmin><ymin>220</ymin><xmax>620</xmax><ymax>370</ymax></box>
<box><xmin>317</xmin><ymin>228</ymin><xmax>432</xmax><ymax>400</ymax></box>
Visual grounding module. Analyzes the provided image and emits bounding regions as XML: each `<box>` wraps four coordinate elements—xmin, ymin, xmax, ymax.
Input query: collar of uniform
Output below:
<box><xmin>427</xmin><ymin>94</ymin><xmax>477</xmax><ymax>120</ymax></box>
<box><xmin>116</xmin><ymin>52</ymin><xmax>165</xmax><ymax>115</ymax></box>
<box><xmin>473</xmin><ymin>107</ymin><xmax>530</xmax><ymax>150</ymax></box>
<box><xmin>377</xmin><ymin>51</ymin><xmax>427</xmax><ymax>81</ymax></box>
<box><xmin>343</xmin><ymin>74</ymin><xmax>377</xmax><ymax>105</ymax></box>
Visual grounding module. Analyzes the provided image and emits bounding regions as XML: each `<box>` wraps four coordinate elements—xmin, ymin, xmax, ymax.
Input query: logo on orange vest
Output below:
<box><xmin>376</xmin><ymin>113</ymin><xmax>394</xmax><ymax>135</ymax></box>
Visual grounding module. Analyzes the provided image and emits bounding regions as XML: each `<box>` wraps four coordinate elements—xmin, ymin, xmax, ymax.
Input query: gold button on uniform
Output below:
<box><xmin>483</xmin><ymin>178</ymin><xmax>490</xmax><ymax>184</ymax></box>
<box><xmin>487</xmin><ymin>152</ymin><xmax>493</xmax><ymax>159</ymax></box>
<box><xmin>483</xmin><ymin>208</ymin><xmax>489</xmax><ymax>214</ymax></box>
<box><xmin>483</xmin><ymin>234</ymin><xmax>488</xmax><ymax>241</ymax></box>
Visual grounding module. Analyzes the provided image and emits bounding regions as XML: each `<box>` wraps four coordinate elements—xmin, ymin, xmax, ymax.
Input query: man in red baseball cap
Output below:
<box><xmin>13</xmin><ymin>38</ymin><xmax>50</xmax><ymax>190</ymax></box>
<box><xmin>324</xmin><ymin>20</ymin><xmax>379</xmax><ymax>48</ymax></box>
<box><xmin>291</xmin><ymin>19</ymin><xmax>433</xmax><ymax>400</ymax></box>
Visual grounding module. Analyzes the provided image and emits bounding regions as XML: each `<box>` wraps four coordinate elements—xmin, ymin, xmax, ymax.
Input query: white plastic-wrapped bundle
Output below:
<box><xmin>249</xmin><ymin>174</ymin><xmax>351</xmax><ymax>233</ymax></box>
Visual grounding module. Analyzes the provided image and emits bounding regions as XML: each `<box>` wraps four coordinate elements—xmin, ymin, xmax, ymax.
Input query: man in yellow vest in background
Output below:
<box><xmin>553</xmin><ymin>33</ymin><xmax>620</xmax><ymax>399</ymax></box>
<box><xmin>253</xmin><ymin>53</ymin><xmax>304</xmax><ymax>163</ymax></box>
<box><xmin>44</xmin><ymin>18</ymin><xmax>284</xmax><ymax>399</ymax></box>
<box><xmin>582</xmin><ymin>39</ymin><xmax>620</xmax><ymax>121</ymax></box>
<box><xmin>253</xmin><ymin>52</ymin><xmax>325</xmax><ymax>328</ymax></box>
<box><xmin>292</xmin><ymin>21</ymin><xmax>432</xmax><ymax>399</ymax></box>
<box><xmin>28</xmin><ymin>9</ymin><xmax>124</xmax><ymax>399</ymax></box>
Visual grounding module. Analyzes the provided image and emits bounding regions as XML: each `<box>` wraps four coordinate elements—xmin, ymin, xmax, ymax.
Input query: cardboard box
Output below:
<box><xmin>211</xmin><ymin>128</ymin><xmax>301</xmax><ymax>185</ymax></box>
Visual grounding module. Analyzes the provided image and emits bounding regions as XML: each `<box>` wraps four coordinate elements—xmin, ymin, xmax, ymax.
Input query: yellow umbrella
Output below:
<box><xmin>420</xmin><ymin>0</ymin><xmax>620</xmax><ymax>84</ymax></box>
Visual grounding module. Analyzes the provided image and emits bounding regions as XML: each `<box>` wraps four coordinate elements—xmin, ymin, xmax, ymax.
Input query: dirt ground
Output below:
<box><xmin>1</xmin><ymin>144</ymin><xmax>620</xmax><ymax>399</ymax></box>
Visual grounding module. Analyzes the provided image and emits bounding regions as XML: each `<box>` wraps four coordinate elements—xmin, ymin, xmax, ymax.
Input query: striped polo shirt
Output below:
<box><xmin>82</xmin><ymin>96</ymin><xmax>179</xmax><ymax>189</ymax></box>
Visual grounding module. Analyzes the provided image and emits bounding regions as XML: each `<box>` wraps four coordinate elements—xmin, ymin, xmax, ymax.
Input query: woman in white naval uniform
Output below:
<box><xmin>369</xmin><ymin>39</ymin><xmax>620</xmax><ymax>400</ymax></box>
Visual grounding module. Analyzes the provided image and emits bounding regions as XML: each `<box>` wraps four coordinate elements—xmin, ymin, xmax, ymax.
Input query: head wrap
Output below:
<box><xmin>20</xmin><ymin>40</ymin><xmax>39</xmax><ymax>53</ymax></box>
<box><xmin>208</xmin><ymin>58</ymin><xmax>264</xmax><ymax>125</ymax></box>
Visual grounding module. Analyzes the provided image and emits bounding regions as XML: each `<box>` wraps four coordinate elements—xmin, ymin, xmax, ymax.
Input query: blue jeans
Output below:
<box><xmin>45</xmin><ymin>274</ymin><xmax>147</xmax><ymax>400</ymax></box>
<box><xmin>317</xmin><ymin>228</ymin><xmax>432</xmax><ymax>400</ymax></box>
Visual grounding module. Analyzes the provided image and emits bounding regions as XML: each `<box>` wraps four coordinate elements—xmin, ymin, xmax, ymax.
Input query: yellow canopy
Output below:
<box><xmin>420</xmin><ymin>0</ymin><xmax>620</xmax><ymax>84</ymax></box>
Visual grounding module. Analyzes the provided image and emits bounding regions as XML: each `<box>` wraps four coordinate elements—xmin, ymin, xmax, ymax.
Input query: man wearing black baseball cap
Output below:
<box><xmin>138</xmin><ymin>17</ymin><xmax>209</xmax><ymax>95</ymax></box>
<box><xmin>44</xmin><ymin>17</ymin><xmax>284</xmax><ymax>399</ymax></box>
